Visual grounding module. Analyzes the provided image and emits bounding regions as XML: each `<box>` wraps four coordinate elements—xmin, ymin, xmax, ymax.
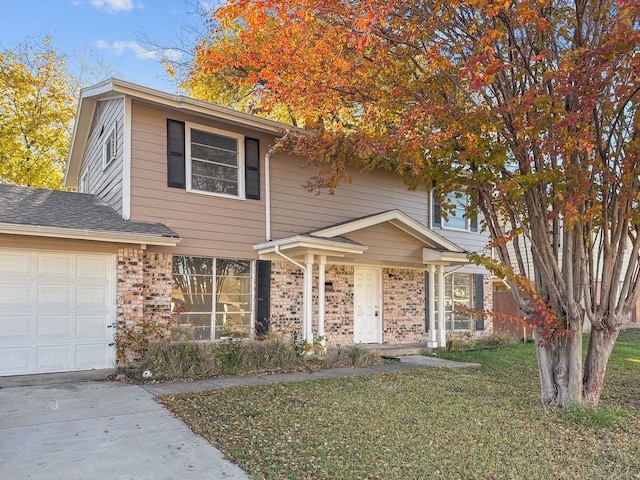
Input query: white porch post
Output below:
<box><xmin>427</xmin><ymin>264</ymin><xmax>438</xmax><ymax>348</ymax></box>
<box><xmin>303</xmin><ymin>253</ymin><xmax>314</xmax><ymax>345</ymax></box>
<box><xmin>437</xmin><ymin>264</ymin><xmax>446</xmax><ymax>347</ymax></box>
<box><xmin>318</xmin><ymin>255</ymin><xmax>326</xmax><ymax>347</ymax></box>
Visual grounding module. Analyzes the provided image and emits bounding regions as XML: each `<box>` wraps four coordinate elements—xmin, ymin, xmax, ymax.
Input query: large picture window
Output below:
<box><xmin>187</xmin><ymin>126</ymin><xmax>244</xmax><ymax>197</ymax></box>
<box><xmin>171</xmin><ymin>256</ymin><xmax>252</xmax><ymax>341</ymax></box>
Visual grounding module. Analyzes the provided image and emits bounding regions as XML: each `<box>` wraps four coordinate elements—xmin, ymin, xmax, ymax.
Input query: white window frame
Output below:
<box><xmin>171</xmin><ymin>256</ymin><xmax>255</xmax><ymax>341</ymax></box>
<box><xmin>185</xmin><ymin>122</ymin><xmax>245</xmax><ymax>199</ymax></box>
<box><xmin>102</xmin><ymin>126</ymin><xmax>117</xmax><ymax>170</ymax></box>
<box><xmin>432</xmin><ymin>189</ymin><xmax>472</xmax><ymax>231</ymax></box>
<box><xmin>436</xmin><ymin>272</ymin><xmax>474</xmax><ymax>332</ymax></box>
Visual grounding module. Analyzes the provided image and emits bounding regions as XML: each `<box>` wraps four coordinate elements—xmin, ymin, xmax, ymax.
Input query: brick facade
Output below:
<box><xmin>267</xmin><ymin>262</ymin><xmax>492</xmax><ymax>347</ymax></box>
<box><xmin>382</xmin><ymin>268</ymin><xmax>429</xmax><ymax>344</ymax></box>
<box><xmin>116</xmin><ymin>248</ymin><xmax>173</xmax><ymax>345</ymax></box>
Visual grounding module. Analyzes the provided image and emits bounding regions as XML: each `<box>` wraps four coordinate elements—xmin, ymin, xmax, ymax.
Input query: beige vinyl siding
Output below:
<box><xmin>128</xmin><ymin>101</ymin><xmax>270</xmax><ymax>259</ymax></box>
<box><xmin>78</xmin><ymin>98</ymin><xmax>125</xmax><ymax>214</ymax></box>
<box><xmin>344</xmin><ymin>223</ymin><xmax>426</xmax><ymax>267</ymax></box>
<box><xmin>269</xmin><ymin>154</ymin><xmax>430</xmax><ymax>236</ymax></box>
<box><xmin>126</xmin><ymin>100</ymin><xmax>490</xmax><ymax>264</ymax></box>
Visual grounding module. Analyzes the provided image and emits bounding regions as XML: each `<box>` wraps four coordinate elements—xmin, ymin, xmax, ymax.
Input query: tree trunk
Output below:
<box><xmin>583</xmin><ymin>324</ymin><xmax>620</xmax><ymax>408</ymax></box>
<box><xmin>534</xmin><ymin>319</ymin><xmax>584</xmax><ymax>407</ymax></box>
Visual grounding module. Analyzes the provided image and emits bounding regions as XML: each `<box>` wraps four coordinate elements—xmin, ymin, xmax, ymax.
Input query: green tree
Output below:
<box><xmin>0</xmin><ymin>37</ymin><xmax>76</xmax><ymax>189</ymax></box>
<box><xmin>195</xmin><ymin>0</ymin><xmax>640</xmax><ymax>407</ymax></box>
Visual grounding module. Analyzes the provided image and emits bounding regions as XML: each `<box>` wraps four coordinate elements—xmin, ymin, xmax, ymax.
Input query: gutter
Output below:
<box><xmin>0</xmin><ymin>223</ymin><xmax>181</xmax><ymax>247</ymax></box>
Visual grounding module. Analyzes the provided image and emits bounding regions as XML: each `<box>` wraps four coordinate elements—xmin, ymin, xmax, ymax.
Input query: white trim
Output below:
<box><xmin>0</xmin><ymin>223</ymin><xmax>180</xmax><ymax>247</ymax></box>
<box><xmin>255</xmin><ymin>235</ymin><xmax>368</xmax><ymax>257</ymax></box>
<box><xmin>185</xmin><ymin>122</ymin><xmax>245</xmax><ymax>199</ymax></box>
<box><xmin>122</xmin><ymin>97</ymin><xmax>132</xmax><ymax>220</ymax></box>
<box><xmin>102</xmin><ymin>125</ymin><xmax>117</xmax><ymax>171</ymax></box>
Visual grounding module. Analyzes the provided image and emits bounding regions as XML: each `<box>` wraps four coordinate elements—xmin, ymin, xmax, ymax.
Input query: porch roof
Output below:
<box><xmin>254</xmin><ymin>209</ymin><xmax>469</xmax><ymax>266</ymax></box>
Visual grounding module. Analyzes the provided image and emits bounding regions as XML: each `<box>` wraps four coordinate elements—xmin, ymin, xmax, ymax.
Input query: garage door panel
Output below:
<box><xmin>37</xmin><ymin>315</ymin><xmax>72</xmax><ymax>338</ymax></box>
<box><xmin>0</xmin><ymin>249</ymin><xmax>115</xmax><ymax>376</ymax></box>
<box><xmin>37</xmin><ymin>284</ymin><xmax>73</xmax><ymax>307</ymax></box>
<box><xmin>0</xmin><ymin>284</ymin><xmax>32</xmax><ymax>307</ymax></box>
<box><xmin>77</xmin><ymin>255</ymin><xmax>110</xmax><ymax>278</ymax></box>
<box><xmin>0</xmin><ymin>347</ymin><xmax>31</xmax><ymax>373</ymax></box>
<box><xmin>76</xmin><ymin>314</ymin><xmax>110</xmax><ymax>337</ymax></box>
<box><xmin>38</xmin><ymin>253</ymin><xmax>73</xmax><ymax>277</ymax></box>
<box><xmin>0</xmin><ymin>252</ymin><xmax>32</xmax><ymax>275</ymax></box>
<box><xmin>77</xmin><ymin>285</ymin><xmax>109</xmax><ymax>308</ymax></box>
<box><xmin>36</xmin><ymin>345</ymin><xmax>71</xmax><ymax>371</ymax></box>
<box><xmin>0</xmin><ymin>315</ymin><xmax>33</xmax><ymax>340</ymax></box>
<box><xmin>75</xmin><ymin>344</ymin><xmax>112</xmax><ymax>369</ymax></box>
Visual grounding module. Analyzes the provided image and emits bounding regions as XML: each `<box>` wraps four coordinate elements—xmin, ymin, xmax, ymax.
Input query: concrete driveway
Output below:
<box><xmin>0</xmin><ymin>379</ymin><xmax>249</xmax><ymax>480</ymax></box>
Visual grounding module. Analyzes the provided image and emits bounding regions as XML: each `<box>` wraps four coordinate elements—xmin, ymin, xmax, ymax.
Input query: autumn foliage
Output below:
<box><xmin>193</xmin><ymin>1</ymin><xmax>640</xmax><ymax>407</ymax></box>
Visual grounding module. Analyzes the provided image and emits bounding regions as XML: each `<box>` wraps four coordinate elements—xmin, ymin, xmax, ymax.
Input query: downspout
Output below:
<box><xmin>265</xmin><ymin>149</ymin><xmax>272</xmax><ymax>241</ymax></box>
<box><xmin>273</xmin><ymin>245</ymin><xmax>312</xmax><ymax>345</ymax></box>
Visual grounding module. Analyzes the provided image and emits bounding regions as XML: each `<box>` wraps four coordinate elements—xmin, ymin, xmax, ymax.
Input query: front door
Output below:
<box><xmin>353</xmin><ymin>267</ymin><xmax>381</xmax><ymax>344</ymax></box>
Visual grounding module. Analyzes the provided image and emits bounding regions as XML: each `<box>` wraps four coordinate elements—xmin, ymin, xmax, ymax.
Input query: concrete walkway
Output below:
<box><xmin>0</xmin><ymin>356</ymin><xmax>478</xmax><ymax>480</ymax></box>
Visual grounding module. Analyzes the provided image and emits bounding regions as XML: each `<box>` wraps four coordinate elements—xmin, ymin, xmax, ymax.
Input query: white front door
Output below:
<box><xmin>353</xmin><ymin>267</ymin><xmax>381</xmax><ymax>344</ymax></box>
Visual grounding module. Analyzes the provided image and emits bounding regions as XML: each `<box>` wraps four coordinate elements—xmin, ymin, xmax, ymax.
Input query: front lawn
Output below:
<box><xmin>159</xmin><ymin>329</ymin><xmax>640</xmax><ymax>479</ymax></box>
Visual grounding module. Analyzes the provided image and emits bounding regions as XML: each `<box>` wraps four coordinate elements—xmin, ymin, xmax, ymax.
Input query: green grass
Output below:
<box><xmin>159</xmin><ymin>329</ymin><xmax>640</xmax><ymax>480</ymax></box>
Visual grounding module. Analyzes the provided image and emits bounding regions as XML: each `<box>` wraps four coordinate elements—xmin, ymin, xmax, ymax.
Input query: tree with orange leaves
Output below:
<box><xmin>191</xmin><ymin>0</ymin><xmax>640</xmax><ymax>408</ymax></box>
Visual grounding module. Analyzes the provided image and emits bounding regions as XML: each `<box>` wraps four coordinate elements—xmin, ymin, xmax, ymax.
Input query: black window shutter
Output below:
<box><xmin>475</xmin><ymin>274</ymin><xmax>485</xmax><ymax>330</ymax></box>
<box><xmin>432</xmin><ymin>194</ymin><xmax>441</xmax><ymax>228</ymax></box>
<box><xmin>256</xmin><ymin>260</ymin><xmax>271</xmax><ymax>336</ymax></box>
<box><xmin>245</xmin><ymin>137</ymin><xmax>260</xmax><ymax>200</ymax></box>
<box><xmin>425</xmin><ymin>272</ymin><xmax>430</xmax><ymax>331</ymax></box>
<box><xmin>167</xmin><ymin>119</ymin><xmax>186</xmax><ymax>189</ymax></box>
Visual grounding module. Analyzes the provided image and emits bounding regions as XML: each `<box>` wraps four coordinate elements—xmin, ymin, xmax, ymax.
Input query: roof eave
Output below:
<box><xmin>0</xmin><ymin>223</ymin><xmax>181</xmax><ymax>247</ymax></box>
<box><xmin>254</xmin><ymin>235</ymin><xmax>367</xmax><ymax>257</ymax></box>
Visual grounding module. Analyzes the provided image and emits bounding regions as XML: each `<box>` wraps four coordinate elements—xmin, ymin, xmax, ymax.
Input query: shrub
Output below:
<box><xmin>237</xmin><ymin>337</ymin><xmax>302</xmax><ymax>372</ymax></box>
<box><xmin>335</xmin><ymin>346</ymin><xmax>383</xmax><ymax>367</ymax></box>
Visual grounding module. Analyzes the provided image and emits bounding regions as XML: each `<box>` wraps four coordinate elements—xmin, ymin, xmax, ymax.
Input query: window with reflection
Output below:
<box><xmin>171</xmin><ymin>256</ymin><xmax>252</xmax><ymax>340</ymax></box>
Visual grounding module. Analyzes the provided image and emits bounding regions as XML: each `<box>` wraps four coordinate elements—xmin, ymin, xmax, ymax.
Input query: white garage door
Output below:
<box><xmin>0</xmin><ymin>249</ymin><xmax>115</xmax><ymax>376</ymax></box>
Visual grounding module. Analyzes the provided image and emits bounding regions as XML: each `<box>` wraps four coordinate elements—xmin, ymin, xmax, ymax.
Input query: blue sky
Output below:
<box><xmin>2</xmin><ymin>0</ymin><xmax>216</xmax><ymax>93</ymax></box>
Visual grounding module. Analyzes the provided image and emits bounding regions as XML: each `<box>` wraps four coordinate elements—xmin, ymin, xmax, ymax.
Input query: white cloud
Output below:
<box><xmin>90</xmin><ymin>0</ymin><xmax>135</xmax><ymax>14</ymax></box>
<box><xmin>162</xmin><ymin>49</ymin><xmax>183</xmax><ymax>62</ymax></box>
<box><xmin>96</xmin><ymin>40</ymin><xmax>156</xmax><ymax>59</ymax></box>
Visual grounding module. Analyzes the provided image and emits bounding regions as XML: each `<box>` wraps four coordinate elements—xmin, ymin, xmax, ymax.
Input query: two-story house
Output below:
<box><xmin>0</xmin><ymin>79</ymin><xmax>492</xmax><ymax>376</ymax></box>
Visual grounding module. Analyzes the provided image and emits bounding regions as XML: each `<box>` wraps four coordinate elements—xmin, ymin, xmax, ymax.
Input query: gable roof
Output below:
<box><xmin>255</xmin><ymin>210</ymin><xmax>470</xmax><ymax>266</ymax></box>
<box><xmin>65</xmin><ymin>78</ymin><xmax>306</xmax><ymax>188</ymax></box>
<box><xmin>309</xmin><ymin>209</ymin><xmax>466</xmax><ymax>254</ymax></box>
<box><xmin>0</xmin><ymin>185</ymin><xmax>180</xmax><ymax>246</ymax></box>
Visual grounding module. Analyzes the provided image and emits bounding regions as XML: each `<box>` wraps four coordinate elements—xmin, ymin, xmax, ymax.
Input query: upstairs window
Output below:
<box><xmin>167</xmin><ymin>119</ymin><xmax>260</xmax><ymax>200</ymax></box>
<box><xmin>188</xmin><ymin>126</ymin><xmax>243</xmax><ymax>197</ymax></box>
<box><xmin>102</xmin><ymin>126</ymin><xmax>116</xmax><ymax>170</ymax></box>
<box><xmin>432</xmin><ymin>189</ymin><xmax>478</xmax><ymax>232</ymax></box>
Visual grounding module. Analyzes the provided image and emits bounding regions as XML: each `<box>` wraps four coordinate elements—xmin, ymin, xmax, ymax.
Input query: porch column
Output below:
<box><xmin>303</xmin><ymin>253</ymin><xmax>314</xmax><ymax>345</ymax></box>
<box><xmin>427</xmin><ymin>264</ymin><xmax>438</xmax><ymax>348</ymax></box>
<box><xmin>317</xmin><ymin>255</ymin><xmax>326</xmax><ymax>348</ymax></box>
<box><xmin>437</xmin><ymin>264</ymin><xmax>446</xmax><ymax>347</ymax></box>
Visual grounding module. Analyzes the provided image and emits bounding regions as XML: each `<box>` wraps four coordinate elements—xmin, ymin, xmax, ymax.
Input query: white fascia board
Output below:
<box><xmin>422</xmin><ymin>248</ymin><xmax>469</xmax><ymax>265</ymax></box>
<box><xmin>254</xmin><ymin>235</ymin><xmax>367</xmax><ymax>256</ymax></box>
<box><xmin>97</xmin><ymin>78</ymin><xmax>305</xmax><ymax>135</ymax></box>
<box><xmin>0</xmin><ymin>223</ymin><xmax>180</xmax><ymax>247</ymax></box>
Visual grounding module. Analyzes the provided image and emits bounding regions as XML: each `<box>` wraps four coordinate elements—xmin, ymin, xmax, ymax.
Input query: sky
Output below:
<box><xmin>2</xmin><ymin>0</ymin><xmax>216</xmax><ymax>93</ymax></box>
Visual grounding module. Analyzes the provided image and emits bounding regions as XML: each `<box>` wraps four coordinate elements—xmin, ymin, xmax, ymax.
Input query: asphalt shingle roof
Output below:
<box><xmin>0</xmin><ymin>184</ymin><xmax>179</xmax><ymax>239</ymax></box>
